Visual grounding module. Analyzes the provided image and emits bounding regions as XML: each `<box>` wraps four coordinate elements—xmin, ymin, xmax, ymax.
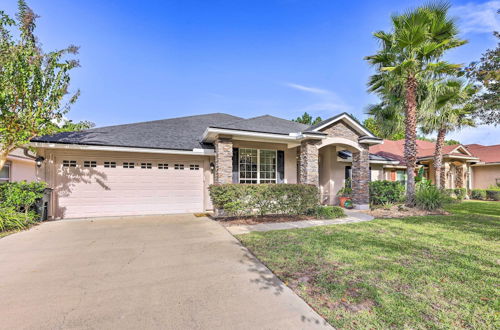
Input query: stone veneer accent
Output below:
<box><xmin>351</xmin><ymin>144</ymin><xmax>370</xmax><ymax>206</ymax></box>
<box><xmin>320</xmin><ymin>120</ymin><xmax>360</xmax><ymax>142</ymax></box>
<box><xmin>299</xmin><ymin>140</ymin><xmax>319</xmax><ymax>186</ymax></box>
<box><xmin>214</xmin><ymin>138</ymin><xmax>233</xmax><ymax>184</ymax></box>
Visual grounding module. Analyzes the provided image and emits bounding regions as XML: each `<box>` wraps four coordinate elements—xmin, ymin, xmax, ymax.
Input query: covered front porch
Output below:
<box><xmin>205</xmin><ymin>113</ymin><xmax>384</xmax><ymax>210</ymax></box>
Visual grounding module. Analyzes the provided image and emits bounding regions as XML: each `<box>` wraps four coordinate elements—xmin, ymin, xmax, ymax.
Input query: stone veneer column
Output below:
<box><xmin>299</xmin><ymin>140</ymin><xmax>319</xmax><ymax>186</ymax></box>
<box><xmin>352</xmin><ymin>144</ymin><xmax>370</xmax><ymax>209</ymax></box>
<box><xmin>214</xmin><ymin>138</ymin><xmax>233</xmax><ymax>184</ymax></box>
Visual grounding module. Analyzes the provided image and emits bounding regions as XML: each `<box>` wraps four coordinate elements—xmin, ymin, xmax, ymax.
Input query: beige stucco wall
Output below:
<box><xmin>471</xmin><ymin>165</ymin><xmax>500</xmax><ymax>189</ymax></box>
<box><xmin>7</xmin><ymin>158</ymin><xmax>36</xmax><ymax>182</ymax></box>
<box><xmin>319</xmin><ymin>146</ymin><xmax>350</xmax><ymax>205</ymax></box>
<box><xmin>370</xmin><ymin>164</ymin><xmax>384</xmax><ymax>181</ymax></box>
<box><xmin>6</xmin><ymin>149</ymin><xmax>37</xmax><ymax>182</ymax></box>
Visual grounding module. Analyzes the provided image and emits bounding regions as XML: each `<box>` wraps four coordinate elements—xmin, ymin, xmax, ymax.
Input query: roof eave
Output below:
<box><xmin>30</xmin><ymin>142</ymin><xmax>215</xmax><ymax>156</ymax></box>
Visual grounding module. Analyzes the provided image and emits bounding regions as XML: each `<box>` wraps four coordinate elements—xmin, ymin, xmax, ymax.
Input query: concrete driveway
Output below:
<box><xmin>0</xmin><ymin>214</ymin><xmax>331</xmax><ymax>329</ymax></box>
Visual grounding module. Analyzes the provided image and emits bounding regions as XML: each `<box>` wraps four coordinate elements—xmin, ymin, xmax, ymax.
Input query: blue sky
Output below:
<box><xmin>3</xmin><ymin>0</ymin><xmax>499</xmax><ymax>144</ymax></box>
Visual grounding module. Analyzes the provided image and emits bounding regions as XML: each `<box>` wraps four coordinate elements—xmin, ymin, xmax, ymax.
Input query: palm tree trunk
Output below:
<box><xmin>434</xmin><ymin>128</ymin><xmax>446</xmax><ymax>189</ymax></box>
<box><xmin>404</xmin><ymin>75</ymin><xmax>418</xmax><ymax>207</ymax></box>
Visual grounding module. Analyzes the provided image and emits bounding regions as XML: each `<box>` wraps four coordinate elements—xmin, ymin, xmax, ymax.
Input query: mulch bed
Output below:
<box><xmin>369</xmin><ymin>204</ymin><xmax>449</xmax><ymax>218</ymax></box>
<box><xmin>215</xmin><ymin>214</ymin><xmax>316</xmax><ymax>227</ymax></box>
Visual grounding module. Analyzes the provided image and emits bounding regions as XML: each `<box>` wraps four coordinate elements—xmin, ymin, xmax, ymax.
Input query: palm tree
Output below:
<box><xmin>365</xmin><ymin>2</ymin><xmax>466</xmax><ymax>206</ymax></box>
<box><xmin>420</xmin><ymin>79</ymin><xmax>477</xmax><ymax>188</ymax></box>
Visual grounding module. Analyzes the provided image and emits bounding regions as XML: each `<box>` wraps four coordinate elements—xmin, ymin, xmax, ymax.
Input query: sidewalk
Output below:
<box><xmin>226</xmin><ymin>209</ymin><xmax>374</xmax><ymax>235</ymax></box>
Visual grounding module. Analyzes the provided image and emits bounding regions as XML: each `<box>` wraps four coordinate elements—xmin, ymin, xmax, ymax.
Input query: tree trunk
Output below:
<box><xmin>404</xmin><ymin>75</ymin><xmax>418</xmax><ymax>207</ymax></box>
<box><xmin>0</xmin><ymin>152</ymin><xmax>8</xmax><ymax>171</ymax></box>
<box><xmin>434</xmin><ymin>128</ymin><xmax>446</xmax><ymax>189</ymax></box>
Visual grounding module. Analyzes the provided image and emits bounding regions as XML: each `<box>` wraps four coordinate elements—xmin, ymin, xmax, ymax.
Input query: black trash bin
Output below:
<box><xmin>35</xmin><ymin>188</ymin><xmax>53</xmax><ymax>221</ymax></box>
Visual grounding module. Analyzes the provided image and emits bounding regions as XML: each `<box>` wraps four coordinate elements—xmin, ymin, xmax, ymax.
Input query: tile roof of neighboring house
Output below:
<box><xmin>210</xmin><ymin>115</ymin><xmax>309</xmax><ymax>135</ymax></box>
<box><xmin>32</xmin><ymin>113</ymin><xmax>244</xmax><ymax>151</ymax></box>
<box><xmin>465</xmin><ymin>144</ymin><xmax>500</xmax><ymax>163</ymax></box>
<box><xmin>370</xmin><ymin>140</ymin><xmax>477</xmax><ymax>164</ymax></box>
<box><xmin>417</xmin><ymin>145</ymin><xmax>463</xmax><ymax>158</ymax></box>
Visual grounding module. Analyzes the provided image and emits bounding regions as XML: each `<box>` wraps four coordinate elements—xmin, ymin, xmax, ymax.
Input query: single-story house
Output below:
<box><xmin>369</xmin><ymin>140</ymin><xmax>500</xmax><ymax>190</ymax></box>
<box><xmin>31</xmin><ymin>112</ymin><xmax>388</xmax><ymax>219</ymax></box>
<box><xmin>0</xmin><ymin>148</ymin><xmax>37</xmax><ymax>184</ymax></box>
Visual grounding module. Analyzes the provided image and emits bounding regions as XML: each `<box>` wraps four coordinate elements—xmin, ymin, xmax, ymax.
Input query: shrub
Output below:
<box><xmin>315</xmin><ymin>205</ymin><xmax>345</xmax><ymax>219</ymax></box>
<box><xmin>453</xmin><ymin>188</ymin><xmax>467</xmax><ymax>201</ymax></box>
<box><xmin>369</xmin><ymin>180</ymin><xmax>405</xmax><ymax>205</ymax></box>
<box><xmin>486</xmin><ymin>189</ymin><xmax>500</xmax><ymax>201</ymax></box>
<box><xmin>209</xmin><ymin>184</ymin><xmax>319</xmax><ymax>217</ymax></box>
<box><xmin>0</xmin><ymin>206</ymin><xmax>36</xmax><ymax>232</ymax></box>
<box><xmin>415</xmin><ymin>182</ymin><xmax>450</xmax><ymax>211</ymax></box>
<box><xmin>470</xmin><ymin>189</ymin><xmax>487</xmax><ymax>200</ymax></box>
<box><xmin>0</xmin><ymin>181</ymin><xmax>47</xmax><ymax>215</ymax></box>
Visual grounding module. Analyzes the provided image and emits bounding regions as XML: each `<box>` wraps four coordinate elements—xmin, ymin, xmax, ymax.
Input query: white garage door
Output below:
<box><xmin>55</xmin><ymin>156</ymin><xmax>205</xmax><ymax>218</ymax></box>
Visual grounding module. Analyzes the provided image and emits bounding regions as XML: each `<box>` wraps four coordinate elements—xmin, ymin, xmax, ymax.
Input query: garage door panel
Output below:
<box><xmin>55</xmin><ymin>157</ymin><xmax>205</xmax><ymax>218</ymax></box>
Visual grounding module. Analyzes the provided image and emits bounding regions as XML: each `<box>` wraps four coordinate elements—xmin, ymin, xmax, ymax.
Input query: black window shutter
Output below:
<box><xmin>277</xmin><ymin>150</ymin><xmax>285</xmax><ymax>183</ymax></box>
<box><xmin>232</xmin><ymin>148</ymin><xmax>239</xmax><ymax>183</ymax></box>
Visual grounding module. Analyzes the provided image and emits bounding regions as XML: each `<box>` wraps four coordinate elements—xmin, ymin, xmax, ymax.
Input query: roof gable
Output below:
<box><xmin>307</xmin><ymin>112</ymin><xmax>377</xmax><ymax>138</ymax></box>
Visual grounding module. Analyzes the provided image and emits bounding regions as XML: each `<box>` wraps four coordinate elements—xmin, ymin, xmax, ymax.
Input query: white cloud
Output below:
<box><xmin>284</xmin><ymin>82</ymin><xmax>351</xmax><ymax>117</ymax></box>
<box><xmin>284</xmin><ymin>83</ymin><xmax>331</xmax><ymax>95</ymax></box>
<box><xmin>451</xmin><ymin>1</ymin><xmax>500</xmax><ymax>34</ymax></box>
<box><xmin>447</xmin><ymin>125</ymin><xmax>500</xmax><ymax>145</ymax></box>
<box><xmin>300</xmin><ymin>102</ymin><xmax>350</xmax><ymax>113</ymax></box>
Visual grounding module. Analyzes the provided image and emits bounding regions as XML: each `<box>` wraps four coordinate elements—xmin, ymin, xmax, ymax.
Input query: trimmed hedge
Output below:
<box><xmin>369</xmin><ymin>180</ymin><xmax>405</xmax><ymax>205</ymax></box>
<box><xmin>470</xmin><ymin>188</ymin><xmax>500</xmax><ymax>201</ymax></box>
<box><xmin>314</xmin><ymin>205</ymin><xmax>345</xmax><ymax>219</ymax></box>
<box><xmin>209</xmin><ymin>184</ymin><xmax>319</xmax><ymax>216</ymax></box>
<box><xmin>486</xmin><ymin>189</ymin><xmax>500</xmax><ymax>201</ymax></box>
<box><xmin>470</xmin><ymin>189</ymin><xmax>487</xmax><ymax>200</ymax></box>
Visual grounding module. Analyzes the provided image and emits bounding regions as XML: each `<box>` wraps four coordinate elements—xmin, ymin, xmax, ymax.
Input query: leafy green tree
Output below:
<box><xmin>465</xmin><ymin>31</ymin><xmax>499</xmax><ymax>125</ymax></box>
<box><xmin>420</xmin><ymin>79</ymin><xmax>477</xmax><ymax>188</ymax></box>
<box><xmin>365</xmin><ymin>2</ymin><xmax>466</xmax><ymax>206</ymax></box>
<box><xmin>0</xmin><ymin>1</ymin><xmax>80</xmax><ymax>170</ymax></box>
<box><xmin>362</xmin><ymin>117</ymin><xmax>405</xmax><ymax>140</ymax></box>
<box><xmin>292</xmin><ymin>112</ymin><xmax>322</xmax><ymax>125</ymax></box>
<box><xmin>57</xmin><ymin>120</ymin><xmax>95</xmax><ymax>132</ymax></box>
<box><xmin>445</xmin><ymin>139</ymin><xmax>460</xmax><ymax>145</ymax></box>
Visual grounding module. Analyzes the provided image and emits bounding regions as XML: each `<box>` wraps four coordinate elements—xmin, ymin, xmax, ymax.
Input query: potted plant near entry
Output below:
<box><xmin>337</xmin><ymin>180</ymin><xmax>353</xmax><ymax>208</ymax></box>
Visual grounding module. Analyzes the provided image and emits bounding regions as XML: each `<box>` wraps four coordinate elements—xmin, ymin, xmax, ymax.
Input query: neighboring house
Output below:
<box><xmin>369</xmin><ymin>140</ymin><xmax>500</xmax><ymax>190</ymax></box>
<box><xmin>31</xmin><ymin>112</ymin><xmax>388</xmax><ymax>219</ymax></box>
<box><xmin>0</xmin><ymin>148</ymin><xmax>36</xmax><ymax>184</ymax></box>
<box><xmin>465</xmin><ymin>144</ymin><xmax>500</xmax><ymax>189</ymax></box>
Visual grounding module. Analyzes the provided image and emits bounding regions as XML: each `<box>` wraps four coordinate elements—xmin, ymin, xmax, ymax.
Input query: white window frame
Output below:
<box><xmin>0</xmin><ymin>161</ymin><xmax>11</xmax><ymax>183</ymax></box>
<box><xmin>238</xmin><ymin>148</ymin><xmax>277</xmax><ymax>184</ymax></box>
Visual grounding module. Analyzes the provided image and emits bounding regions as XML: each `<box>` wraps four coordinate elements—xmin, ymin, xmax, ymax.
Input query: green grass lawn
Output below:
<box><xmin>238</xmin><ymin>201</ymin><xmax>500</xmax><ymax>329</ymax></box>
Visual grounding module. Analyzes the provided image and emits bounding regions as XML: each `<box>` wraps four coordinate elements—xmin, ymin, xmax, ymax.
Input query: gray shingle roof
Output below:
<box><xmin>211</xmin><ymin>115</ymin><xmax>309</xmax><ymax>135</ymax></box>
<box><xmin>32</xmin><ymin>113</ymin><xmax>243</xmax><ymax>150</ymax></box>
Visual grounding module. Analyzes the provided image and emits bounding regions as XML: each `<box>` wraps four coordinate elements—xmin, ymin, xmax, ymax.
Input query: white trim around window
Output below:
<box><xmin>239</xmin><ymin>148</ymin><xmax>277</xmax><ymax>184</ymax></box>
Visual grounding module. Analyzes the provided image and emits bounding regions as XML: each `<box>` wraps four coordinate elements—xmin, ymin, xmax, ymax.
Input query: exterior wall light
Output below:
<box><xmin>35</xmin><ymin>156</ymin><xmax>45</xmax><ymax>168</ymax></box>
